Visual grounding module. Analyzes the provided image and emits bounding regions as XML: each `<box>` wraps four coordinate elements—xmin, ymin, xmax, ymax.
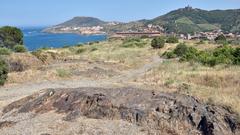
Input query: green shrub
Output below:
<box><xmin>76</xmin><ymin>44</ymin><xmax>84</xmax><ymax>47</ymax></box>
<box><xmin>166</xmin><ymin>36</ymin><xmax>179</xmax><ymax>43</ymax></box>
<box><xmin>215</xmin><ymin>34</ymin><xmax>227</xmax><ymax>44</ymax></box>
<box><xmin>76</xmin><ymin>48</ymin><xmax>86</xmax><ymax>54</ymax></box>
<box><xmin>56</xmin><ymin>69</ymin><xmax>71</xmax><ymax>78</ymax></box>
<box><xmin>198</xmin><ymin>51</ymin><xmax>217</xmax><ymax>66</ymax></box>
<box><xmin>180</xmin><ymin>47</ymin><xmax>199</xmax><ymax>61</ymax></box>
<box><xmin>197</xmin><ymin>40</ymin><xmax>205</xmax><ymax>45</ymax></box>
<box><xmin>13</xmin><ymin>45</ymin><xmax>27</xmax><ymax>53</ymax></box>
<box><xmin>88</xmin><ymin>42</ymin><xmax>94</xmax><ymax>45</ymax></box>
<box><xmin>39</xmin><ymin>47</ymin><xmax>50</xmax><ymax>50</ymax></box>
<box><xmin>0</xmin><ymin>58</ymin><xmax>9</xmax><ymax>85</ymax></box>
<box><xmin>162</xmin><ymin>51</ymin><xmax>177</xmax><ymax>59</ymax></box>
<box><xmin>212</xmin><ymin>45</ymin><xmax>234</xmax><ymax>64</ymax></box>
<box><xmin>63</xmin><ymin>45</ymin><xmax>71</xmax><ymax>48</ymax></box>
<box><xmin>151</xmin><ymin>37</ymin><xmax>165</xmax><ymax>49</ymax></box>
<box><xmin>122</xmin><ymin>38</ymin><xmax>145</xmax><ymax>48</ymax></box>
<box><xmin>173</xmin><ymin>43</ymin><xmax>188</xmax><ymax>56</ymax></box>
<box><xmin>232</xmin><ymin>48</ymin><xmax>240</xmax><ymax>65</ymax></box>
<box><xmin>90</xmin><ymin>47</ymin><xmax>98</xmax><ymax>52</ymax></box>
<box><xmin>164</xmin><ymin>43</ymin><xmax>240</xmax><ymax>67</ymax></box>
<box><xmin>123</xmin><ymin>38</ymin><xmax>141</xmax><ymax>43</ymax></box>
<box><xmin>0</xmin><ymin>47</ymin><xmax>11</xmax><ymax>55</ymax></box>
<box><xmin>140</xmin><ymin>35</ymin><xmax>149</xmax><ymax>39</ymax></box>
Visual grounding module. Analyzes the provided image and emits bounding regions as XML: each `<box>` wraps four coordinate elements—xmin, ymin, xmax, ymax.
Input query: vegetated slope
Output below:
<box><xmin>56</xmin><ymin>16</ymin><xmax>107</xmax><ymax>27</ymax></box>
<box><xmin>104</xmin><ymin>20</ymin><xmax>147</xmax><ymax>33</ymax></box>
<box><xmin>147</xmin><ymin>7</ymin><xmax>240</xmax><ymax>33</ymax></box>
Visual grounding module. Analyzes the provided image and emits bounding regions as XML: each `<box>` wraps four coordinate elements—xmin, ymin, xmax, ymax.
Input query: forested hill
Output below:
<box><xmin>147</xmin><ymin>7</ymin><xmax>240</xmax><ymax>33</ymax></box>
<box><xmin>57</xmin><ymin>17</ymin><xmax>107</xmax><ymax>27</ymax></box>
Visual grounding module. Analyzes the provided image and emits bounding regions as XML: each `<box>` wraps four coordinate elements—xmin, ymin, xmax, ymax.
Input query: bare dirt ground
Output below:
<box><xmin>0</xmin><ymin>55</ymin><xmax>168</xmax><ymax>135</ymax></box>
<box><xmin>0</xmin><ymin>55</ymin><xmax>163</xmax><ymax>108</ymax></box>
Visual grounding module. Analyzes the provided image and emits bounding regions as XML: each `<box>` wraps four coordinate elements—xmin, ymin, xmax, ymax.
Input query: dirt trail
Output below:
<box><xmin>114</xmin><ymin>55</ymin><xmax>164</xmax><ymax>82</ymax></box>
<box><xmin>0</xmin><ymin>55</ymin><xmax>163</xmax><ymax>106</ymax></box>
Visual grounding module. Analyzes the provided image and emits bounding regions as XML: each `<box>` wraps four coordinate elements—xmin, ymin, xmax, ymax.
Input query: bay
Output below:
<box><xmin>21</xmin><ymin>27</ymin><xmax>107</xmax><ymax>51</ymax></box>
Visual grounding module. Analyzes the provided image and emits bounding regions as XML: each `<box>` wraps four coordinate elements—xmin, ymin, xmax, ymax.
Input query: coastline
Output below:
<box><xmin>23</xmin><ymin>28</ymin><xmax>107</xmax><ymax>51</ymax></box>
<box><xmin>43</xmin><ymin>30</ymin><xmax>108</xmax><ymax>36</ymax></box>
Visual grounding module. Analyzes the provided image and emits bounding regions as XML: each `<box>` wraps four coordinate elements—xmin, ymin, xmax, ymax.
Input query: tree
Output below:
<box><xmin>173</xmin><ymin>43</ymin><xmax>188</xmax><ymax>57</ymax></box>
<box><xmin>232</xmin><ymin>48</ymin><xmax>240</xmax><ymax>65</ymax></box>
<box><xmin>151</xmin><ymin>37</ymin><xmax>165</xmax><ymax>49</ymax></box>
<box><xmin>0</xmin><ymin>26</ymin><xmax>24</xmax><ymax>49</ymax></box>
<box><xmin>0</xmin><ymin>58</ymin><xmax>9</xmax><ymax>85</ymax></box>
<box><xmin>215</xmin><ymin>34</ymin><xmax>227</xmax><ymax>44</ymax></box>
<box><xmin>13</xmin><ymin>45</ymin><xmax>27</xmax><ymax>53</ymax></box>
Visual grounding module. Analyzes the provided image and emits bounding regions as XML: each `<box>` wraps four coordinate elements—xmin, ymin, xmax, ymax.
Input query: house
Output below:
<box><xmin>186</xmin><ymin>34</ymin><xmax>192</xmax><ymax>40</ymax></box>
<box><xmin>225</xmin><ymin>33</ymin><xmax>235</xmax><ymax>38</ymax></box>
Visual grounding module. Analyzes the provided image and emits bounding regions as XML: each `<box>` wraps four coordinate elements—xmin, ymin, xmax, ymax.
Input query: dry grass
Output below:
<box><xmin>137</xmin><ymin>59</ymin><xmax>240</xmax><ymax>115</ymax></box>
<box><xmin>56</xmin><ymin>68</ymin><xmax>72</xmax><ymax>78</ymax></box>
<box><xmin>7</xmin><ymin>69</ymin><xmax>57</xmax><ymax>84</ymax></box>
<box><xmin>50</xmin><ymin>39</ymin><xmax>159</xmax><ymax>70</ymax></box>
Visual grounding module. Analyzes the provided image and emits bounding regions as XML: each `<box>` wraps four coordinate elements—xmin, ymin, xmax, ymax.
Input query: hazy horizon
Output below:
<box><xmin>1</xmin><ymin>0</ymin><xmax>240</xmax><ymax>27</ymax></box>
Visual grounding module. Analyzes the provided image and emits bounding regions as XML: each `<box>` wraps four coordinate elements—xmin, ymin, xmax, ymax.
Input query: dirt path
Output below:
<box><xmin>0</xmin><ymin>55</ymin><xmax>163</xmax><ymax>107</ymax></box>
<box><xmin>114</xmin><ymin>55</ymin><xmax>164</xmax><ymax>82</ymax></box>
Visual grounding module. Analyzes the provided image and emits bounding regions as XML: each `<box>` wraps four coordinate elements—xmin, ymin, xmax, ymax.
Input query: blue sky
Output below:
<box><xmin>1</xmin><ymin>0</ymin><xmax>240</xmax><ymax>27</ymax></box>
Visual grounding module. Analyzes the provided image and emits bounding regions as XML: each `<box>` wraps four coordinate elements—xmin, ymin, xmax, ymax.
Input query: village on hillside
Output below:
<box><xmin>50</xmin><ymin>22</ymin><xmax>240</xmax><ymax>41</ymax></box>
<box><xmin>111</xmin><ymin>22</ymin><xmax>240</xmax><ymax>40</ymax></box>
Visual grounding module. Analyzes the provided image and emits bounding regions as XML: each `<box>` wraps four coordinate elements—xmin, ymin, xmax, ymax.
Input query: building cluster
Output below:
<box><xmin>58</xmin><ymin>26</ymin><xmax>105</xmax><ymax>35</ymax></box>
<box><xmin>111</xmin><ymin>24</ymin><xmax>164</xmax><ymax>38</ymax></box>
<box><xmin>145</xmin><ymin>24</ymin><xmax>164</xmax><ymax>33</ymax></box>
<box><xmin>179</xmin><ymin>30</ymin><xmax>240</xmax><ymax>40</ymax></box>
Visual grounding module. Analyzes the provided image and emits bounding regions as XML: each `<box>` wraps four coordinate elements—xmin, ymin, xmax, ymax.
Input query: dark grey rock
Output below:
<box><xmin>2</xmin><ymin>87</ymin><xmax>240</xmax><ymax>135</ymax></box>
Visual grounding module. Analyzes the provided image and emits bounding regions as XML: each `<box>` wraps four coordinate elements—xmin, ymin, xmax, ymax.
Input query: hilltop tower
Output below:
<box><xmin>185</xmin><ymin>5</ymin><xmax>193</xmax><ymax>11</ymax></box>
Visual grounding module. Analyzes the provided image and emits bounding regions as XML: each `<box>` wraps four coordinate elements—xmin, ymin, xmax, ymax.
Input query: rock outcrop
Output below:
<box><xmin>2</xmin><ymin>87</ymin><xmax>240</xmax><ymax>135</ymax></box>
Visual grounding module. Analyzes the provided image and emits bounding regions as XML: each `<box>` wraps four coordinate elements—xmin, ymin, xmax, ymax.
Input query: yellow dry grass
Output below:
<box><xmin>137</xmin><ymin>59</ymin><xmax>240</xmax><ymax>115</ymax></box>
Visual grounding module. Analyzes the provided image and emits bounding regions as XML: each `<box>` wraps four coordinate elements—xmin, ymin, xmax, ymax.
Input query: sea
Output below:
<box><xmin>21</xmin><ymin>27</ymin><xmax>107</xmax><ymax>51</ymax></box>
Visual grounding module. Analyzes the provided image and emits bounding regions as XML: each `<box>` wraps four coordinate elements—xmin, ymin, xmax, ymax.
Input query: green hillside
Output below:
<box><xmin>57</xmin><ymin>16</ymin><xmax>107</xmax><ymax>27</ymax></box>
<box><xmin>147</xmin><ymin>7</ymin><xmax>240</xmax><ymax>33</ymax></box>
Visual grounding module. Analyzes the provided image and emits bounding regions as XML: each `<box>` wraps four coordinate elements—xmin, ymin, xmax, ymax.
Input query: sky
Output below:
<box><xmin>1</xmin><ymin>0</ymin><xmax>240</xmax><ymax>27</ymax></box>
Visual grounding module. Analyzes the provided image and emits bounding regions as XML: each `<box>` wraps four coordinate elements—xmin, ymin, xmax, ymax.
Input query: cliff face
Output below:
<box><xmin>1</xmin><ymin>87</ymin><xmax>240</xmax><ymax>135</ymax></box>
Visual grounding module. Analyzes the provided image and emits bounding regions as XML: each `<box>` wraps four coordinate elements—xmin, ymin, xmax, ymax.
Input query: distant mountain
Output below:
<box><xmin>43</xmin><ymin>16</ymin><xmax>122</xmax><ymax>34</ymax></box>
<box><xmin>57</xmin><ymin>16</ymin><xmax>107</xmax><ymax>27</ymax></box>
<box><xmin>44</xmin><ymin>7</ymin><xmax>240</xmax><ymax>34</ymax></box>
<box><xmin>146</xmin><ymin>6</ymin><xmax>240</xmax><ymax>34</ymax></box>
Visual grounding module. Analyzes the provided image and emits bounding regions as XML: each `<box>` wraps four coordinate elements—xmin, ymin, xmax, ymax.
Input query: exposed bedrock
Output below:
<box><xmin>2</xmin><ymin>87</ymin><xmax>240</xmax><ymax>135</ymax></box>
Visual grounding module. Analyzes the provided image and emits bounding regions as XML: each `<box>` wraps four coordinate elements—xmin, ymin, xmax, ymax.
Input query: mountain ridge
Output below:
<box><xmin>44</xmin><ymin>7</ymin><xmax>240</xmax><ymax>34</ymax></box>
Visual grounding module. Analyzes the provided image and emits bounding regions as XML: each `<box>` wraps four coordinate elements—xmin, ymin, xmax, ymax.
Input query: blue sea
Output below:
<box><xmin>21</xmin><ymin>27</ymin><xmax>107</xmax><ymax>51</ymax></box>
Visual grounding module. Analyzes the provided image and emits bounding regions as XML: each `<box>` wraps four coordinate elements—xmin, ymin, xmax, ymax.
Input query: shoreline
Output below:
<box><xmin>23</xmin><ymin>29</ymin><xmax>107</xmax><ymax>51</ymax></box>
